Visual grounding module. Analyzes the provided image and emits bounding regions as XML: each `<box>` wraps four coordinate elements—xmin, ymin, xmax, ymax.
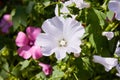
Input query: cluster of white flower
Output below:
<box><xmin>93</xmin><ymin>0</ymin><xmax>120</xmax><ymax>77</ymax></box>
<box><xmin>93</xmin><ymin>40</ymin><xmax>120</xmax><ymax>77</ymax></box>
<box><xmin>35</xmin><ymin>0</ymin><xmax>90</xmax><ymax>60</ymax></box>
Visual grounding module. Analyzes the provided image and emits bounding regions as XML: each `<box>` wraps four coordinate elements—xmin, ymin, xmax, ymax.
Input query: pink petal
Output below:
<box><xmin>26</xmin><ymin>26</ymin><xmax>41</xmax><ymax>41</ymax></box>
<box><xmin>30</xmin><ymin>46</ymin><xmax>42</xmax><ymax>59</ymax></box>
<box><xmin>17</xmin><ymin>46</ymin><xmax>32</xmax><ymax>59</ymax></box>
<box><xmin>3</xmin><ymin>14</ymin><xmax>11</xmax><ymax>21</ymax></box>
<box><xmin>1</xmin><ymin>24</ymin><xmax>10</xmax><ymax>33</ymax></box>
<box><xmin>39</xmin><ymin>62</ymin><xmax>52</xmax><ymax>75</ymax></box>
<box><xmin>15</xmin><ymin>32</ymin><xmax>29</xmax><ymax>47</ymax></box>
<box><xmin>0</xmin><ymin>19</ymin><xmax>5</xmax><ymax>28</ymax></box>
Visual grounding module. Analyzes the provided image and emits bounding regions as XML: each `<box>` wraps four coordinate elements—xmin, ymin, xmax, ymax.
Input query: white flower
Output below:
<box><xmin>55</xmin><ymin>0</ymin><xmax>90</xmax><ymax>18</ymax></box>
<box><xmin>115</xmin><ymin>41</ymin><xmax>120</xmax><ymax>56</ymax></box>
<box><xmin>35</xmin><ymin>16</ymin><xmax>85</xmax><ymax>60</ymax></box>
<box><xmin>102</xmin><ymin>31</ymin><xmax>114</xmax><ymax>40</ymax></box>
<box><xmin>55</xmin><ymin>1</ymin><xmax>76</xmax><ymax>18</ymax></box>
<box><xmin>116</xmin><ymin>64</ymin><xmax>120</xmax><ymax>77</ymax></box>
<box><xmin>93</xmin><ymin>55</ymin><xmax>118</xmax><ymax>72</ymax></box>
<box><xmin>108</xmin><ymin>0</ymin><xmax>120</xmax><ymax>20</ymax></box>
<box><xmin>70</xmin><ymin>0</ymin><xmax>90</xmax><ymax>9</ymax></box>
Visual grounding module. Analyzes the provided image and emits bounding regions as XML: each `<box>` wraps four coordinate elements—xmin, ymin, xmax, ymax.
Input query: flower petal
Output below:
<box><xmin>115</xmin><ymin>12</ymin><xmax>120</xmax><ymax>20</ymax></box>
<box><xmin>3</xmin><ymin>14</ymin><xmax>11</xmax><ymax>21</ymax></box>
<box><xmin>102</xmin><ymin>31</ymin><xmax>114</xmax><ymax>40</ymax></box>
<box><xmin>108</xmin><ymin>0</ymin><xmax>120</xmax><ymax>12</ymax></box>
<box><xmin>42</xmin><ymin>16</ymin><xmax>63</xmax><ymax>37</ymax></box>
<box><xmin>93</xmin><ymin>55</ymin><xmax>118</xmax><ymax>72</ymax></box>
<box><xmin>15</xmin><ymin>32</ymin><xmax>29</xmax><ymax>47</ymax></box>
<box><xmin>63</xmin><ymin>18</ymin><xmax>85</xmax><ymax>40</ymax></box>
<box><xmin>17</xmin><ymin>46</ymin><xmax>32</xmax><ymax>59</ymax></box>
<box><xmin>35</xmin><ymin>33</ymin><xmax>57</xmax><ymax>56</ymax></box>
<box><xmin>1</xmin><ymin>24</ymin><xmax>10</xmax><ymax>33</ymax></box>
<box><xmin>26</xmin><ymin>26</ymin><xmax>41</xmax><ymax>41</ymax></box>
<box><xmin>116</xmin><ymin>64</ymin><xmax>120</xmax><ymax>77</ymax></box>
<box><xmin>30</xmin><ymin>46</ymin><xmax>42</xmax><ymax>59</ymax></box>
<box><xmin>39</xmin><ymin>62</ymin><xmax>52</xmax><ymax>75</ymax></box>
<box><xmin>52</xmin><ymin>47</ymin><xmax>67</xmax><ymax>60</ymax></box>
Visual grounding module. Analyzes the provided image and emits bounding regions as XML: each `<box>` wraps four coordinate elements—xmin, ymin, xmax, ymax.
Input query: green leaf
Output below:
<box><xmin>87</xmin><ymin>8</ymin><xmax>111</xmax><ymax>56</ymax></box>
<box><xmin>0</xmin><ymin>76</ymin><xmax>3</xmax><ymax>80</ymax></box>
<box><xmin>74</xmin><ymin>58</ymin><xmax>92</xmax><ymax>80</ymax></box>
<box><xmin>20</xmin><ymin>60</ymin><xmax>30</xmax><ymax>70</ymax></box>
<box><xmin>11</xmin><ymin>65</ymin><xmax>21</xmax><ymax>77</ymax></box>
<box><xmin>50</xmin><ymin>66</ymin><xmax>64</xmax><ymax>80</ymax></box>
<box><xmin>107</xmin><ymin>11</ymin><xmax>114</xmax><ymax>21</ymax></box>
<box><xmin>12</xmin><ymin>7</ymin><xmax>27</xmax><ymax>31</ymax></box>
<box><xmin>26</xmin><ymin>1</ymin><xmax>35</xmax><ymax>14</ymax></box>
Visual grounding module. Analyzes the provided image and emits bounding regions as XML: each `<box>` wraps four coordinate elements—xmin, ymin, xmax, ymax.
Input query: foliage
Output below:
<box><xmin>0</xmin><ymin>0</ymin><xmax>120</xmax><ymax>80</ymax></box>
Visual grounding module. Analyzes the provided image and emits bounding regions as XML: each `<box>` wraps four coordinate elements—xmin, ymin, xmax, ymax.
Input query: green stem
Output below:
<box><xmin>105</xmin><ymin>21</ymin><xmax>120</xmax><ymax>31</ymax></box>
<box><xmin>73</xmin><ymin>73</ymin><xmax>78</xmax><ymax>80</ymax></box>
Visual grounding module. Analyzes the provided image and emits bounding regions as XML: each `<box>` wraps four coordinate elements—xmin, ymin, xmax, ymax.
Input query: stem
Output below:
<box><xmin>101</xmin><ymin>0</ymin><xmax>109</xmax><ymax>11</ymax></box>
<box><xmin>73</xmin><ymin>73</ymin><xmax>79</xmax><ymax>80</ymax></box>
<box><xmin>44</xmin><ymin>2</ymin><xmax>59</xmax><ymax>9</ymax></box>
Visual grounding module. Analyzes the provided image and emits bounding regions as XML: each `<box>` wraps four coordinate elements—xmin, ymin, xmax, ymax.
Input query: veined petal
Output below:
<box><xmin>67</xmin><ymin>39</ymin><xmax>81</xmax><ymax>53</ymax></box>
<box><xmin>26</xmin><ymin>26</ymin><xmax>41</xmax><ymax>41</ymax></box>
<box><xmin>63</xmin><ymin>18</ymin><xmax>85</xmax><ymax>40</ymax></box>
<box><xmin>108</xmin><ymin>1</ymin><xmax>120</xmax><ymax>12</ymax></box>
<box><xmin>36</xmin><ymin>16</ymin><xmax>84</xmax><ymax>60</ymax></box>
<box><xmin>116</xmin><ymin>64</ymin><xmax>120</xmax><ymax>77</ymax></box>
<box><xmin>35</xmin><ymin>33</ymin><xmax>57</xmax><ymax>56</ymax></box>
<box><xmin>52</xmin><ymin>47</ymin><xmax>67</xmax><ymax>60</ymax></box>
<box><xmin>15</xmin><ymin>32</ymin><xmax>29</xmax><ymax>47</ymax></box>
<box><xmin>17</xmin><ymin>46</ymin><xmax>32</xmax><ymax>59</ymax></box>
<box><xmin>42</xmin><ymin>16</ymin><xmax>63</xmax><ymax>37</ymax></box>
<box><xmin>30</xmin><ymin>46</ymin><xmax>42</xmax><ymax>59</ymax></box>
<box><xmin>115</xmin><ymin>41</ymin><xmax>120</xmax><ymax>56</ymax></box>
<box><xmin>115</xmin><ymin>12</ymin><xmax>120</xmax><ymax>20</ymax></box>
<box><xmin>102</xmin><ymin>31</ymin><xmax>114</xmax><ymax>40</ymax></box>
<box><xmin>1</xmin><ymin>25</ymin><xmax>10</xmax><ymax>33</ymax></box>
<box><xmin>93</xmin><ymin>55</ymin><xmax>118</xmax><ymax>72</ymax></box>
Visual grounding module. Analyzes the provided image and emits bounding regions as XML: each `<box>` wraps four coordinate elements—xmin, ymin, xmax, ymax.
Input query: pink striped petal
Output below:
<box><xmin>26</xmin><ymin>26</ymin><xmax>41</xmax><ymax>41</ymax></box>
<box><xmin>30</xmin><ymin>46</ymin><xmax>42</xmax><ymax>59</ymax></box>
<box><xmin>15</xmin><ymin>32</ymin><xmax>29</xmax><ymax>47</ymax></box>
<box><xmin>17</xmin><ymin>46</ymin><xmax>32</xmax><ymax>59</ymax></box>
<box><xmin>39</xmin><ymin>62</ymin><xmax>52</xmax><ymax>75</ymax></box>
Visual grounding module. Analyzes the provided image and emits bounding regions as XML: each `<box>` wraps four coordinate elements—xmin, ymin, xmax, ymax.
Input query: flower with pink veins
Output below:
<box><xmin>39</xmin><ymin>62</ymin><xmax>52</xmax><ymax>75</ymax></box>
<box><xmin>0</xmin><ymin>14</ymin><xmax>13</xmax><ymax>33</ymax></box>
<box><xmin>15</xmin><ymin>26</ymin><xmax>42</xmax><ymax>59</ymax></box>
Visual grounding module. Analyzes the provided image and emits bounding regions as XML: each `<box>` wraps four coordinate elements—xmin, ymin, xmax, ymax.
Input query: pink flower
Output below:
<box><xmin>15</xmin><ymin>26</ymin><xmax>42</xmax><ymax>59</ymax></box>
<box><xmin>39</xmin><ymin>62</ymin><xmax>52</xmax><ymax>75</ymax></box>
<box><xmin>0</xmin><ymin>14</ymin><xmax>13</xmax><ymax>33</ymax></box>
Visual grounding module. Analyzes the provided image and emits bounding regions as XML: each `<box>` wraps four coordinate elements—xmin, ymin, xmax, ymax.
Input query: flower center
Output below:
<box><xmin>29</xmin><ymin>41</ymin><xmax>34</xmax><ymax>46</ymax></box>
<box><xmin>59</xmin><ymin>39</ymin><xmax>67</xmax><ymax>47</ymax></box>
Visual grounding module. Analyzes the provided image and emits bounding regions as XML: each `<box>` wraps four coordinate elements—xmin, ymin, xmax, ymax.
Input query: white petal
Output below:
<box><xmin>35</xmin><ymin>33</ymin><xmax>57</xmax><ymax>56</ymax></box>
<box><xmin>93</xmin><ymin>55</ymin><xmax>118</xmax><ymax>72</ymax></box>
<box><xmin>116</xmin><ymin>64</ymin><xmax>120</xmax><ymax>77</ymax></box>
<box><xmin>63</xmin><ymin>18</ymin><xmax>85</xmax><ymax>40</ymax></box>
<box><xmin>51</xmin><ymin>47</ymin><xmax>67</xmax><ymax>60</ymax></box>
<box><xmin>115</xmin><ymin>12</ymin><xmax>120</xmax><ymax>20</ymax></box>
<box><xmin>115</xmin><ymin>47</ymin><xmax>120</xmax><ymax>56</ymax></box>
<box><xmin>108</xmin><ymin>0</ymin><xmax>120</xmax><ymax>12</ymax></box>
<box><xmin>42</xmin><ymin>16</ymin><xmax>63</xmax><ymax>37</ymax></box>
<box><xmin>102</xmin><ymin>31</ymin><xmax>114</xmax><ymax>40</ymax></box>
<box><xmin>55</xmin><ymin>4</ymin><xmax>59</xmax><ymax>16</ymax></box>
<box><xmin>67</xmin><ymin>39</ymin><xmax>81</xmax><ymax>53</ymax></box>
<box><xmin>55</xmin><ymin>2</ymin><xmax>70</xmax><ymax>17</ymax></box>
<box><xmin>115</xmin><ymin>41</ymin><xmax>120</xmax><ymax>56</ymax></box>
<box><xmin>70</xmin><ymin>0</ymin><xmax>89</xmax><ymax>9</ymax></box>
